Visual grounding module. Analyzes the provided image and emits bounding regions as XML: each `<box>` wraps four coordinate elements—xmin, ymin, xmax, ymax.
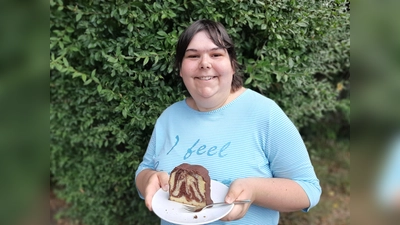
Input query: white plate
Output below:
<box><xmin>152</xmin><ymin>180</ymin><xmax>233</xmax><ymax>225</ymax></box>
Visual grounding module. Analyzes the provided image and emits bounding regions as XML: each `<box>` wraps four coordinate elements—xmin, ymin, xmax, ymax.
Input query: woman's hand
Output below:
<box><xmin>220</xmin><ymin>178</ymin><xmax>255</xmax><ymax>221</ymax></box>
<box><xmin>136</xmin><ymin>170</ymin><xmax>169</xmax><ymax>211</ymax></box>
<box><xmin>220</xmin><ymin>177</ymin><xmax>311</xmax><ymax>219</ymax></box>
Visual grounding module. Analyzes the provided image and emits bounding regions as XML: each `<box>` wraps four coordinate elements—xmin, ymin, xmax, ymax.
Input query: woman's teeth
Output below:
<box><xmin>198</xmin><ymin>76</ymin><xmax>213</xmax><ymax>80</ymax></box>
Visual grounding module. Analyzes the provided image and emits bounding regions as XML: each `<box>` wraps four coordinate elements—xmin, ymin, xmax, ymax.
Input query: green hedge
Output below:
<box><xmin>50</xmin><ymin>0</ymin><xmax>350</xmax><ymax>224</ymax></box>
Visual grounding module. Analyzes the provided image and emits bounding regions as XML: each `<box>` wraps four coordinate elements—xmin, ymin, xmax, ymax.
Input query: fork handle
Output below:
<box><xmin>230</xmin><ymin>199</ymin><xmax>251</xmax><ymax>204</ymax></box>
<box><xmin>210</xmin><ymin>199</ymin><xmax>251</xmax><ymax>207</ymax></box>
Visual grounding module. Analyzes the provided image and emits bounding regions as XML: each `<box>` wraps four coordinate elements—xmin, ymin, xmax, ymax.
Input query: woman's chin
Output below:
<box><xmin>196</xmin><ymin>92</ymin><xmax>216</xmax><ymax>100</ymax></box>
<box><xmin>191</xmin><ymin>87</ymin><xmax>216</xmax><ymax>99</ymax></box>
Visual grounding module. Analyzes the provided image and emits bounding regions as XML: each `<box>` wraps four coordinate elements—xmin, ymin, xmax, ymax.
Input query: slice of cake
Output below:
<box><xmin>169</xmin><ymin>163</ymin><xmax>213</xmax><ymax>207</ymax></box>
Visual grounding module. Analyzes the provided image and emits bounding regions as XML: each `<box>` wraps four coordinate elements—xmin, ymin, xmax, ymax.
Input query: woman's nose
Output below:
<box><xmin>199</xmin><ymin>56</ymin><xmax>212</xmax><ymax>69</ymax></box>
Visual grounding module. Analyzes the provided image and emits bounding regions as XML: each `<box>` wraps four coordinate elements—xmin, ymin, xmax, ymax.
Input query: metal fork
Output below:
<box><xmin>182</xmin><ymin>199</ymin><xmax>251</xmax><ymax>212</ymax></box>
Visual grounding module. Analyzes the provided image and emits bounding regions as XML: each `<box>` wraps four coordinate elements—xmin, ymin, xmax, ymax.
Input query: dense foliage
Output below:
<box><xmin>50</xmin><ymin>0</ymin><xmax>350</xmax><ymax>224</ymax></box>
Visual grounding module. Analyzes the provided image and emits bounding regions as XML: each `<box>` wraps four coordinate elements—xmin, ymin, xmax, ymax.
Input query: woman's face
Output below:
<box><xmin>180</xmin><ymin>31</ymin><xmax>235</xmax><ymax>107</ymax></box>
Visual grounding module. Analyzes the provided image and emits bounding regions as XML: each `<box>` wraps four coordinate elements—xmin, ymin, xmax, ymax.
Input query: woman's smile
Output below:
<box><xmin>195</xmin><ymin>76</ymin><xmax>217</xmax><ymax>81</ymax></box>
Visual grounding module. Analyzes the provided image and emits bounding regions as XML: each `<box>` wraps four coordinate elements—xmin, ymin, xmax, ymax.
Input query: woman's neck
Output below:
<box><xmin>187</xmin><ymin>87</ymin><xmax>246</xmax><ymax>112</ymax></box>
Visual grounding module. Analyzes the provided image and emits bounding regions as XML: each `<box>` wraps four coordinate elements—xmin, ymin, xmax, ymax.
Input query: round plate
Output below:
<box><xmin>152</xmin><ymin>180</ymin><xmax>233</xmax><ymax>225</ymax></box>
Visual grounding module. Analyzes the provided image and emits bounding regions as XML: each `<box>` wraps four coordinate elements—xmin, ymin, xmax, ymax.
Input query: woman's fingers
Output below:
<box><xmin>144</xmin><ymin>171</ymin><xmax>169</xmax><ymax>211</ymax></box>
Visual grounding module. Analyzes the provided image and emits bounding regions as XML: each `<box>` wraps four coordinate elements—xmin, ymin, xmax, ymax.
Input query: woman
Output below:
<box><xmin>135</xmin><ymin>19</ymin><xmax>321</xmax><ymax>224</ymax></box>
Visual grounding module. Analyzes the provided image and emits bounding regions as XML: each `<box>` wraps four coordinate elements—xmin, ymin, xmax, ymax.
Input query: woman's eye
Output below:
<box><xmin>187</xmin><ymin>55</ymin><xmax>199</xmax><ymax>58</ymax></box>
<box><xmin>211</xmin><ymin>52</ymin><xmax>225</xmax><ymax>57</ymax></box>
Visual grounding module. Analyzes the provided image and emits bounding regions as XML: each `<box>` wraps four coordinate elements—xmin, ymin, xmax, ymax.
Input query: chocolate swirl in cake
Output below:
<box><xmin>169</xmin><ymin>163</ymin><xmax>213</xmax><ymax>207</ymax></box>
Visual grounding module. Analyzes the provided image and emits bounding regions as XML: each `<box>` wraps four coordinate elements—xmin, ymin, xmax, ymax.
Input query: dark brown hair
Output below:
<box><xmin>174</xmin><ymin>19</ymin><xmax>243</xmax><ymax>92</ymax></box>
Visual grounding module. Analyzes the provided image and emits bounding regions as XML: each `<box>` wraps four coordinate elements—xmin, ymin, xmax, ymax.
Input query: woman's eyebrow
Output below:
<box><xmin>185</xmin><ymin>47</ymin><xmax>224</xmax><ymax>52</ymax></box>
<box><xmin>185</xmin><ymin>48</ymin><xmax>198</xmax><ymax>52</ymax></box>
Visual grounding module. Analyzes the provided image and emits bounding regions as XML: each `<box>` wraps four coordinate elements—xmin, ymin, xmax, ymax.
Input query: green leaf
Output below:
<box><xmin>157</xmin><ymin>30</ymin><xmax>167</xmax><ymax>37</ymax></box>
<box><xmin>245</xmin><ymin>77</ymin><xmax>252</xmax><ymax>85</ymax></box>
<box><xmin>92</xmin><ymin>77</ymin><xmax>100</xmax><ymax>84</ymax></box>
<box><xmin>288</xmin><ymin>58</ymin><xmax>294</xmax><ymax>68</ymax></box>
<box><xmin>128</xmin><ymin>24</ymin><xmax>133</xmax><ymax>32</ymax></box>
<box><xmin>66</xmin><ymin>27</ymin><xmax>74</xmax><ymax>33</ymax></box>
<box><xmin>297</xmin><ymin>21</ymin><xmax>308</xmax><ymax>27</ymax></box>
<box><xmin>72</xmin><ymin>72</ymin><xmax>81</xmax><ymax>78</ymax></box>
<box><xmin>261</xmin><ymin>23</ymin><xmax>267</xmax><ymax>30</ymax></box>
<box><xmin>119</xmin><ymin>7</ymin><xmax>128</xmax><ymax>16</ymax></box>
<box><xmin>62</xmin><ymin>57</ymin><xmax>69</xmax><ymax>67</ymax></box>
<box><xmin>256</xmin><ymin>0</ymin><xmax>265</xmax><ymax>6</ymax></box>
<box><xmin>276</xmin><ymin>73</ymin><xmax>281</xmax><ymax>82</ymax></box>
<box><xmin>138</xmin><ymin>74</ymin><xmax>143</xmax><ymax>83</ymax></box>
<box><xmin>76</xmin><ymin>12</ymin><xmax>83</xmax><ymax>22</ymax></box>
<box><xmin>84</xmin><ymin>79</ymin><xmax>93</xmax><ymax>85</ymax></box>
<box><xmin>143</xmin><ymin>57</ymin><xmax>149</xmax><ymax>66</ymax></box>
<box><xmin>122</xmin><ymin>108</ymin><xmax>128</xmax><ymax>118</ymax></box>
<box><xmin>108</xmin><ymin>57</ymin><xmax>118</xmax><ymax>63</ymax></box>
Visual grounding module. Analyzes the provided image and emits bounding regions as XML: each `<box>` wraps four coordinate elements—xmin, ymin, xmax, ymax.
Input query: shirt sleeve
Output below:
<box><xmin>134</xmin><ymin>127</ymin><xmax>157</xmax><ymax>199</ymax></box>
<box><xmin>266</xmin><ymin>101</ymin><xmax>322</xmax><ymax>212</ymax></box>
<box><xmin>376</xmin><ymin>135</ymin><xmax>400</xmax><ymax>208</ymax></box>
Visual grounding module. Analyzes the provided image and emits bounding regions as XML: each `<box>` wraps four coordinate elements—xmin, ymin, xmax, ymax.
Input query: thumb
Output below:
<box><xmin>225</xmin><ymin>185</ymin><xmax>241</xmax><ymax>204</ymax></box>
<box><xmin>158</xmin><ymin>172</ymin><xmax>169</xmax><ymax>191</ymax></box>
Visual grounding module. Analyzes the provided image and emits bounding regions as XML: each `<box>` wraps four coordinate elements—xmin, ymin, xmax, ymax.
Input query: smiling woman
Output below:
<box><xmin>180</xmin><ymin>30</ymin><xmax>243</xmax><ymax>111</ymax></box>
<box><xmin>135</xmin><ymin>19</ymin><xmax>321</xmax><ymax>225</ymax></box>
<box><xmin>174</xmin><ymin>20</ymin><xmax>243</xmax><ymax>93</ymax></box>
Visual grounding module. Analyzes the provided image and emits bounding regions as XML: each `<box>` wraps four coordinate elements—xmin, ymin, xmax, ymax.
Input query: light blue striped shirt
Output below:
<box><xmin>376</xmin><ymin>134</ymin><xmax>400</xmax><ymax>208</ymax></box>
<box><xmin>135</xmin><ymin>89</ymin><xmax>321</xmax><ymax>224</ymax></box>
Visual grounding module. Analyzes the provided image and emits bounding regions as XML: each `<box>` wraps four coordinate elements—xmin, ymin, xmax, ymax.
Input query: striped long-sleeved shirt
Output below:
<box><xmin>135</xmin><ymin>89</ymin><xmax>321</xmax><ymax>225</ymax></box>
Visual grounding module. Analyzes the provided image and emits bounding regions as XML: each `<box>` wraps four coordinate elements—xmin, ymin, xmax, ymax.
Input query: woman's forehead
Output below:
<box><xmin>187</xmin><ymin>31</ymin><xmax>223</xmax><ymax>49</ymax></box>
